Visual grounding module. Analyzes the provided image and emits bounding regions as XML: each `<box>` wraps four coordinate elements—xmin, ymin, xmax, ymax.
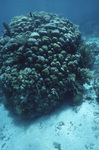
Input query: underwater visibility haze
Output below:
<box><xmin>0</xmin><ymin>0</ymin><xmax>99</xmax><ymax>150</ymax></box>
<box><xmin>0</xmin><ymin>0</ymin><xmax>99</xmax><ymax>35</ymax></box>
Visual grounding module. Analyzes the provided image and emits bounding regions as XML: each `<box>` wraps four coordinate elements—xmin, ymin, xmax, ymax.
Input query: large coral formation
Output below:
<box><xmin>0</xmin><ymin>12</ymin><xmax>93</xmax><ymax>118</ymax></box>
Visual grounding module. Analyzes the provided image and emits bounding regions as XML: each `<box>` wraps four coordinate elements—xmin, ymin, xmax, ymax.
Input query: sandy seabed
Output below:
<box><xmin>0</xmin><ymin>82</ymin><xmax>99</xmax><ymax>150</ymax></box>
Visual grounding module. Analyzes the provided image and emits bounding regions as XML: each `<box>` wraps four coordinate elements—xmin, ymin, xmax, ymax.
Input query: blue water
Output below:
<box><xmin>0</xmin><ymin>0</ymin><xmax>99</xmax><ymax>36</ymax></box>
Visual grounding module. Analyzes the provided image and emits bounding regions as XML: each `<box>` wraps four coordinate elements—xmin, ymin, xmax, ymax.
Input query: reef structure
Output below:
<box><xmin>0</xmin><ymin>12</ymin><xmax>93</xmax><ymax>118</ymax></box>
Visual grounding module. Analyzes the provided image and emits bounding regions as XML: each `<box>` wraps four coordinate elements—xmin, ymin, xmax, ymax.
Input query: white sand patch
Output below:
<box><xmin>0</xmin><ymin>89</ymin><xmax>99</xmax><ymax>150</ymax></box>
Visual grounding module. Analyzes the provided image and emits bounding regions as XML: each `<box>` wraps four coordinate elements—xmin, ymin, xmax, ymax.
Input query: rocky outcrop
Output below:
<box><xmin>0</xmin><ymin>11</ymin><xmax>93</xmax><ymax>118</ymax></box>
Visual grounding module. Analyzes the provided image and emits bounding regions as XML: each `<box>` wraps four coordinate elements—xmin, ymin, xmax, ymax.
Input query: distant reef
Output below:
<box><xmin>0</xmin><ymin>11</ymin><xmax>94</xmax><ymax>118</ymax></box>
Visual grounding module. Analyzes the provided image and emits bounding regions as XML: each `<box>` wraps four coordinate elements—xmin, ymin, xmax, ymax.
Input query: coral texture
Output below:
<box><xmin>0</xmin><ymin>12</ymin><xmax>93</xmax><ymax>118</ymax></box>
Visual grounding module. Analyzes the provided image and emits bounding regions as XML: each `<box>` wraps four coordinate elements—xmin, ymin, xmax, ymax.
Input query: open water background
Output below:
<box><xmin>0</xmin><ymin>0</ymin><xmax>99</xmax><ymax>36</ymax></box>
